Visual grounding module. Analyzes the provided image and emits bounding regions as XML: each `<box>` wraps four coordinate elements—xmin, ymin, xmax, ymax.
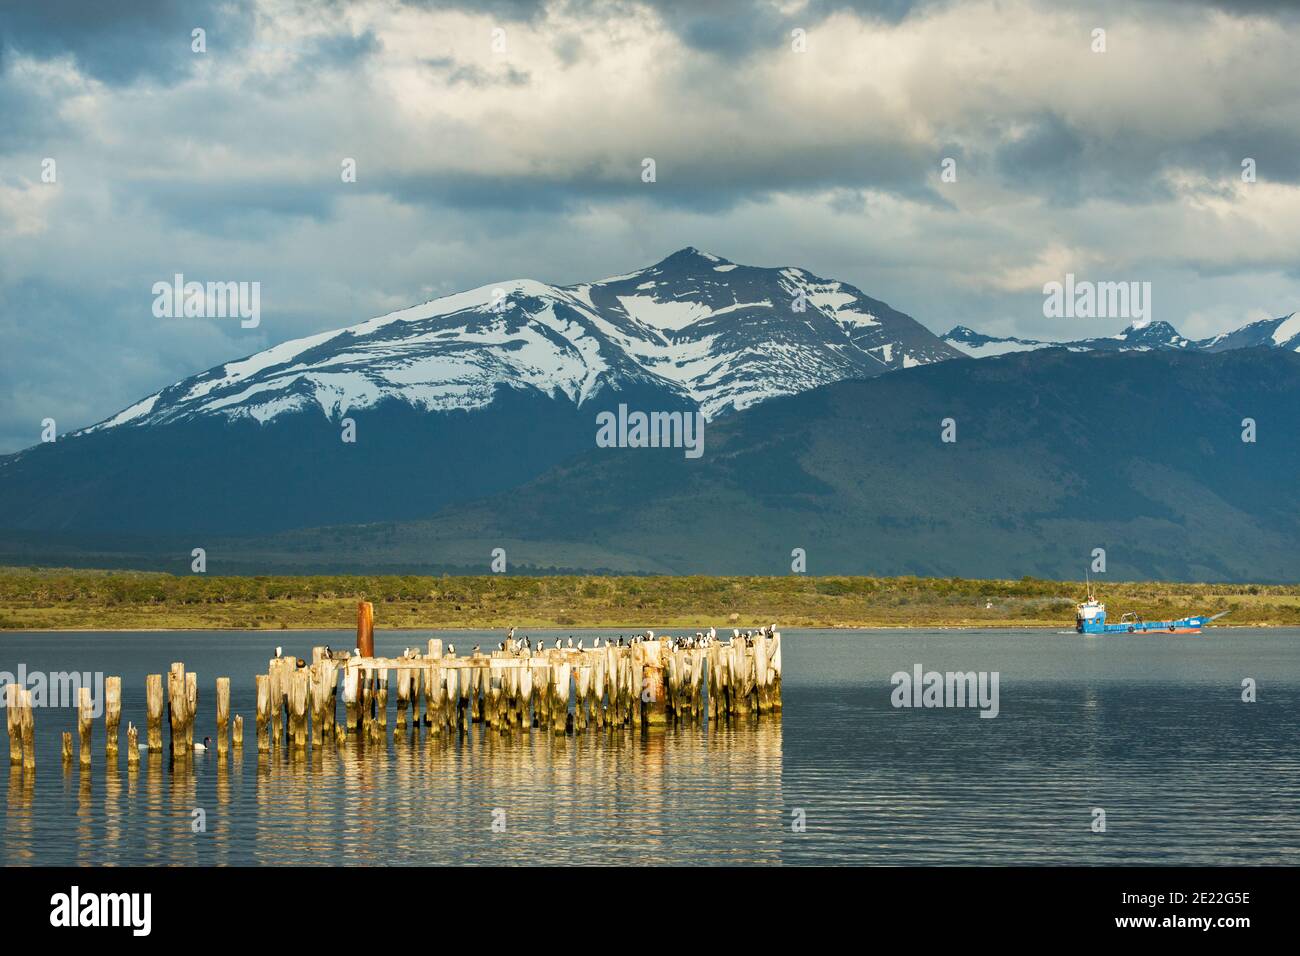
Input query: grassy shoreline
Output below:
<box><xmin>2</xmin><ymin>567</ymin><xmax>1298</xmax><ymax>631</ymax></box>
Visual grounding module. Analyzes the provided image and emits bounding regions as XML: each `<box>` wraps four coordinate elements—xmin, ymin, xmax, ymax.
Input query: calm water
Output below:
<box><xmin>2</xmin><ymin>627</ymin><xmax>1298</xmax><ymax>866</ymax></box>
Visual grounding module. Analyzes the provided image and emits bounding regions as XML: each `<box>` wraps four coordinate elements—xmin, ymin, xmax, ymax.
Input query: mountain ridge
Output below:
<box><xmin>942</xmin><ymin>313</ymin><xmax>1300</xmax><ymax>358</ymax></box>
<box><xmin>67</xmin><ymin>247</ymin><xmax>960</xmax><ymax>441</ymax></box>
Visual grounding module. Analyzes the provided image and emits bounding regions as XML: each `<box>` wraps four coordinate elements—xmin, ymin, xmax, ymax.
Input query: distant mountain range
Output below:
<box><xmin>5</xmin><ymin>348</ymin><xmax>1293</xmax><ymax>581</ymax></box>
<box><xmin>2</xmin><ymin>251</ymin><xmax>1297</xmax><ymax>582</ymax></box>
<box><xmin>942</xmin><ymin>313</ymin><xmax>1300</xmax><ymax>358</ymax></box>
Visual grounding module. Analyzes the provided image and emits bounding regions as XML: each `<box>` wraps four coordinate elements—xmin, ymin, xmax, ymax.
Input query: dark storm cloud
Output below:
<box><xmin>374</xmin><ymin>137</ymin><xmax>946</xmax><ymax>216</ymax></box>
<box><xmin>994</xmin><ymin>112</ymin><xmax>1300</xmax><ymax>207</ymax></box>
<box><xmin>0</xmin><ymin>0</ymin><xmax>257</xmax><ymax>85</ymax></box>
<box><xmin>392</xmin><ymin>0</ymin><xmax>934</xmax><ymax>56</ymax></box>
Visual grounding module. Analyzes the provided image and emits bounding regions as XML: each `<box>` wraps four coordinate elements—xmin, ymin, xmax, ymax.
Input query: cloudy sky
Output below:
<box><xmin>2</xmin><ymin>0</ymin><xmax>1299</xmax><ymax>452</ymax></box>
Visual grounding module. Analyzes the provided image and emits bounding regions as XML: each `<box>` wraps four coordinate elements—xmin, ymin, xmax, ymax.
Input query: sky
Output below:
<box><xmin>2</xmin><ymin>0</ymin><xmax>1300</xmax><ymax>453</ymax></box>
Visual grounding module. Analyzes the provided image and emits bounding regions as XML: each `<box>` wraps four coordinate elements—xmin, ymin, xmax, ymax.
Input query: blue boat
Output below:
<box><xmin>1074</xmin><ymin>590</ymin><xmax>1225</xmax><ymax>635</ymax></box>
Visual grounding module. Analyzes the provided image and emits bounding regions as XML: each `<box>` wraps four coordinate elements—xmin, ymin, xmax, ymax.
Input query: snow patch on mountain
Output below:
<box><xmin>1272</xmin><ymin>312</ymin><xmax>1300</xmax><ymax>346</ymax></box>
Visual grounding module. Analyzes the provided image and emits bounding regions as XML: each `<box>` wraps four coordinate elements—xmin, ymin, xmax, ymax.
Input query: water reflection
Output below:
<box><xmin>3</xmin><ymin>628</ymin><xmax>1300</xmax><ymax>865</ymax></box>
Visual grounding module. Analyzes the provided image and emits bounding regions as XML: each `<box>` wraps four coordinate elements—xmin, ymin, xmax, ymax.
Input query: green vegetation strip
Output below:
<box><xmin>2</xmin><ymin>567</ymin><xmax>1298</xmax><ymax>630</ymax></box>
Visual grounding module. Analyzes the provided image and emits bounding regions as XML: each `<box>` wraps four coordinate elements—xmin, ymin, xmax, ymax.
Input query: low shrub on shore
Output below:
<box><xmin>1</xmin><ymin>567</ymin><xmax>1298</xmax><ymax>630</ymax></box>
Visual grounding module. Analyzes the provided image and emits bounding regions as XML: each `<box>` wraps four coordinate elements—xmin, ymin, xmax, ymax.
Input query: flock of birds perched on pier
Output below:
<box><xmin>275</xmin><ymin>625</ymin><xmax>783</xmax><ymax>668</ymax></box>
<box><xmin>476</xmin><ymin>625</ymin><xmax>779</xmax><ymax>655</ymax></box>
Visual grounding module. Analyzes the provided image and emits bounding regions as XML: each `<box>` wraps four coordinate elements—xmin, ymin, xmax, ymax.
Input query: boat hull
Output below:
<box><xmin>1077</xmin><ymin>617</ymin><xmax>1209</xmax><ymax>635</ymax></box>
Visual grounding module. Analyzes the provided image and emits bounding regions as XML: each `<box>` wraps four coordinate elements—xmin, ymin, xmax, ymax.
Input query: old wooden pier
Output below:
<box><xmin>5</xmin><ymin>603</ymin><xmax>782</xmax><ymax>769</ymax></box>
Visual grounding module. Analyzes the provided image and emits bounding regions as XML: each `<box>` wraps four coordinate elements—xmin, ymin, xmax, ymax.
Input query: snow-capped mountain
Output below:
<box><xmin>943</xmin><ymin>315</ymin><xmax>1300</xmax><ymax>358</ymax></box>
<box><xmin>81</xmin><ymin>247</ymin><xmax>961</xmax><ymax>436</ymax></box>
<box><xmin>1197</xmin><ymin>312</ymin><xmax>1300</xmax><ymax>352</ymax></box>
<box><xmin>0</xmin><ymin>249</ymin><xmax>961</xmax><ymax>536</ymax></box>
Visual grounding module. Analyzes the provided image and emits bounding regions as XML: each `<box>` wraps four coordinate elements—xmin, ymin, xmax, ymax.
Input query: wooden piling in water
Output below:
<box><xmin>255</xmin><ymin>674</ymin><xmax>270</xmax><ymax>752</ymax></box>
<box><xmin>126</xmin><ymin>723</ymin><xmax>139</xmax><ymax>767</ymax></box>
<box><xmin>78</xmin><ymin>686</ymin><xmax>93</xmax><ymax>767</ymax></box>
<box><xmin>216</xmin><ymin>677</ymin><xmax>230</xmax><ymax>758</ymax></box>
<box><xmin>232</xmin><ymin>714</ymin><xmax>244</xmax><ymax>750</ymax></box>
<box><xmin>146</xmin><ymin>674</ymin><xmax>163</xmax><ymax>752</ymax></box>
<box><xmin>309</xmin><ymin>660</ymin><xmax>336</xmax><ymax>747</ymax></box>
<box><xmin>61</xmin><ymin>731</ymin><xmax>73</xmax><ymax>766</ymax></box>
<box><xmin>269</xmin><ymin>659</ymin><xmax>284</xmax><ymax>745</ymax></box>
<box><xmin>167</xmin><ymin>664</ymin><xmax>186</xmax><ymax>758</ymax></box>
<box><xmin>185</xmin><ymin>671</ymin><xmax>197</xmax><ymax>751</ymax></box>
<box><xmin>376</xmin><ymin>668</ymin><xmax>389</xmax><ymax>735</ymax></box>
<box><xmin>5</xmin><ymin>683</ymin><xmax>20</xmax><ymax>766</ymax></box>
<box><xmin>19</xmin><ymin>690</ymin><xmax>35</xmax><ymax>771</ymax></box>
<box><xmin>395</xmin><ymin>667</ymin><xmax>410</xmax><ymax>730</ymax></box>
<box><xmin>343</xmin><ymin>662</ymin><xmax>359</xmax><ymax>733</ymax></box>
<box><xmin>427</xmin><ymin>640</ymin><xmax>443</xmax><ymax>728</ymax></box>
<box><xmin>290</xmin><ymin>669</ymin><xmax>308</xmax><ymax>750</ymax></box>
<box><xmin>105</xmin><ymin>676</ymin><xmax>121</xmax><ymax>760</ymax></box>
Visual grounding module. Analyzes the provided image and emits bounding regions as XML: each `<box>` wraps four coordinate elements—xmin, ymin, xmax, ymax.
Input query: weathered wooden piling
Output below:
<box><xmin>216</xmin><ymin>677</ymin><xmax>230</xmax><ymax>758</ymax></box>
<box><xmin>376</xmin><ymin>668</ymin><xmax>389</xmax><ymax>734</ymax></box>
<box><xmin>395</xmin><ymin>667</ymin><xmax>411</xmax><ymax>730</ymax></box>
<box><xmin>343</xmin><ymin>663</ymin><xmax>359</xmax><ymax>733</ymax></box>
<box><xmin>232</xmin><ymin>714</ymin><xmax>244</xmax><ymax>750</ymax></box>
<box><xmin>167</xmin><ymin>664</ymin><xmax>186</xmax><ymax>758</ymax></box>
<box><xmin>308</xmin><ymin>660</ymin><xmax>336</xmax><ymax>746</ymax></box>
<box><xmin>5</xmin><ymin>683</ymin><xmax>20</xmax><ymax>766</ymax></box>
<box><xmin>269</xmin><ymin>659</ymin><xmax>284</xmax><ymax>744</ymax></box>
<box><xmin>19</xmin><ymin>690</ymin><xmax>35</xmax><ymax>771</ymax></box>
<box><xmin>290</xmin><ymin>669</ymin><xmax>308</xmax><ymax>750</ymax></box>
<box><xmin>126</xmin><ymin>723</ymin><xmax>139</xmax><ymax>767</ymax></box>
<box><xmin>146</xmin><ymin>674</ymin><xmax>163</xmax><ymax>752</ymax></box>
<box><xmin>185</xmin><ymin>671</ymin><xmax>197</xmax><ymax>751</ymax></box>
<box><xmin>769</xmin><ymin>631</ymin><xmax>784</xmax><ymax>711</ymax></box>
<box><xmin>255</xmin><ymin>674</ymin><xmax>270</xmax><ymax>752</ymax></box>
<box><xmin>105</xmin><ymin>676</ymin><xmax>122</xmax><ymax>760</ymax></box>
<box><xmin>61</xmin><ymin>731</ymin><xmax>73</xmax><ymax>766</ymax></box>
<box><xmin>78</xmin><ymin>686</ymin><xmax>94</xmax><ymax>767</ymax></box>
<box><xmin>426</xmin><ymin>639</ymin><xmax>444</xmax><ymax>727</ymax></box>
